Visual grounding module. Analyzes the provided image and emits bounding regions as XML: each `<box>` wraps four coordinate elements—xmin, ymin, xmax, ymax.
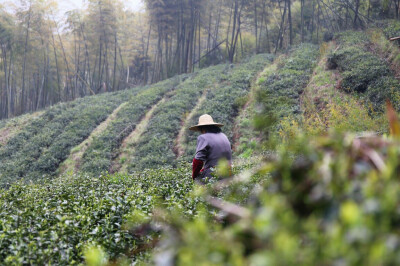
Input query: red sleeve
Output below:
<box><xmin>192</xmin><ymin>158</ymin><xmax>204</xmax><ymax>180</ymax></box>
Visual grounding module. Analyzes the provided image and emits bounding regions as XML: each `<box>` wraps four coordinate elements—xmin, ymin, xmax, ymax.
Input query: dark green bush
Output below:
<box><xmin>0</xmin><ymin>166</ymin><xmax>199</xmax><ymax>264</ymax></box>
<box><xmin>381</xmin><ymin>20</ymin><xmax>400</xmax><ymax>46</ymax></box>
<box><xmin>328</xmin><ymin>31</ymin><xmax>400</xmax><ymax>112</ymax></box>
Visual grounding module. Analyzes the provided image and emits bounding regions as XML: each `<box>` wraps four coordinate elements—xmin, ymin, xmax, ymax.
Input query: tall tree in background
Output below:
<box><xmin>1</xmin><ymin>0</ymin><xmax>400</xmax><ymax>120</ymax></box>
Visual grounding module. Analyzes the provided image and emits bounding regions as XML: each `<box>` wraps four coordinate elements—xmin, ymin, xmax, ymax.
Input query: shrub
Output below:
<box><xmin>381</xmin><ymin>20</ymin><xmax>400</xmax><ymax>46</ymax></box>
<box><xmin>328</xmin><ymin>31</ymin><xmax>400</xmax><ymax>112</ymax></box>
<box><xmin>0</xmin><ymin>166</ymin><xmax>199</xmax><ymax>264</ymax></box>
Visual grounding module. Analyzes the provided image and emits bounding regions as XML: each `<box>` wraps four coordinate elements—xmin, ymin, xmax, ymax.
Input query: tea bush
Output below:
<box><xmin>181</xmin><ymin>54</ymin><xmax>274</xmax><ymax>161</ymax></box>
<box><xmin>327</xmin><ymin>31</ymin><xmax>400</xmax><ymax>112</ymax></box>
<box><xmin>0</xmin><ymin>88</ymin><xmax>144</xmax><ymax>186</ymax></box>
<box><xmin>127</xmin><ymin>64</ymin><xmax>228</xmax><ymax>171</ymax></box>
<box><xmin>380</xmin><ymin>19</ymin><xmax>400</xmax><ymax>46</ymax></box>
<box><xmin>0</xmin><ymin>166</ymin><xmax>200</xmax><ymax>264</ymax></box>
<box><xmin>0</xmin><ymin>111</ymin><xmax>44</xmax><ymax>148</ymax></box>
<box><xmin>80</xmin><ymin>76</ymin><xmax>183</xmax><ymax>176</ymax></box>
<box><xmin>302</xmin><ymin>42</ymin><xmax>387</xmax><ymax>136</ymax></box>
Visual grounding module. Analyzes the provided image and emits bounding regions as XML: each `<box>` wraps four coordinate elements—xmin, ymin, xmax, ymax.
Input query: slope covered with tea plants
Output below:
<box><xmin>0</xmin><ymin>88</ymin><xmax>144</xmax><ymax>186</ymax></box>
<box><xmin>1</xmin><ymin>24</ymin><xmax>400</xmax><ymax>264</ymax></box>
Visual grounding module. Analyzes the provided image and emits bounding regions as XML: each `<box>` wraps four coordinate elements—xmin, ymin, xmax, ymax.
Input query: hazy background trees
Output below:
<box><xmin>0</xmin><ymin>0</ymin><xmax>399</xmax><ymax>119</ymax></box>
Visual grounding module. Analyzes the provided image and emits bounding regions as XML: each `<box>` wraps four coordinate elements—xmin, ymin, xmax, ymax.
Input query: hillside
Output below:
<box><xmin>1</xmin><ymin>23</ymin><xmax>400</xmax><ymax>264</ymax></box>
<box><xmin>0</xmin><ymin>53</ymin><xmax>274</xmax><ymax>185</ymax></box>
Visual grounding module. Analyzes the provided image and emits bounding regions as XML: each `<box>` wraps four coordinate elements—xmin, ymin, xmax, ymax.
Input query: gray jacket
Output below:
<box><xmin>194</xmin><ymin>132</ymin><xmax>232</xmax><ymax>178</ymax></box>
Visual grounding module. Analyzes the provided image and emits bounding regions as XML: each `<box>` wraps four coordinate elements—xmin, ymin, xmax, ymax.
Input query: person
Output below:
<box><xmin>189</xmin><ymin>114</ymin><xmax>232</xmax><ymax>182</ymax></box>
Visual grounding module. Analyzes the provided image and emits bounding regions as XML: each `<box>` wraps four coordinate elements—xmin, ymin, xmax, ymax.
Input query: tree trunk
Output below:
<box><xmin>288</xmin><ymin>0</ymin><xmax>293</xmax><ymax>45</ymax></box>
<box><xmin>301</xmin><ymin>0</ymin><xmax>304</xmax><ymax>42</ymax></box>
<box><xmin>254</xmin><ymin>0</ymin><xmax>258</xmax><ymax>53</ymax></box>
<box><xmin>21</xmin><ymin>3</ymin><xmax>32</xmax><ymax>115</ymax></box>
<box><xmin>353</xmin><ymin>0</ymin><xmax>360</xmax><ymax>29</ymax></box>
<box><xmin>275</xmin><ymin>0</ymin><xmax>287</xmax><ymax>53</ymax></box>
<box><xmin>113</xmin><ymin>34</ymin><xmax>117</xmax><ymax>91</ymax></box>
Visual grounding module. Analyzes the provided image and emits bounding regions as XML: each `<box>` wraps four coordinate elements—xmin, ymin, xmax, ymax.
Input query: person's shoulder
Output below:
<box><xmin>220</xmin><ymin>132</ymin><xmax>229</xmax><ymax>139</ymax></box>
<box><xmin>197</xmin><ymin>134</ymin><xmax>206</xmax><ymax>141</ymax></box>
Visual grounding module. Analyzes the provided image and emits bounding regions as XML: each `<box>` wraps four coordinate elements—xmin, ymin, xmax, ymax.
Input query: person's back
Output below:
<box><xmin>189</xmin><ymin>114</ymin><xmax>232</xmax><ymax>182</ymax></box>
<box><xmin>195</xmin><ymin>132</ymin><xmax>232</xmax><ymax>178</ymax></box>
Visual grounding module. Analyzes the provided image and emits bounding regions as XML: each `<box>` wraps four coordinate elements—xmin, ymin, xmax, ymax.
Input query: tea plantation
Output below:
<box><xmin>1</xmin><ymin>26</ymin><xmax>400</xmax><ymax>264</ymax></box>
<box><xmin>181</xmin><ymin>54</ymin><xmax>275</xmax><ymax>161</ymax></box>
<box><xmin>79</xmin><ymin>76</ymin><xmax>183</xmax><ymax>176</ymax></box>
<box><xmin>0</xmin><ymin>88</ymin><xmax>143</xmax><ymax>186</ymax></box>
<box><xmin>327</xmin><ymin>31</ymin><xmax>400</xmax><ymax>112</ymax></box>
<box><xmin>121</xmin><ymin>64</ymin><xmax>228</xmax><ymax>172</ymax></box>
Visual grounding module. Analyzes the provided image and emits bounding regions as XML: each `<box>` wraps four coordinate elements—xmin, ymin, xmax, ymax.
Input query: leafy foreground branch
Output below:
<box><xmin>149</xmin><ymin>132</ymin><xmax>400</xmax><ymax>265</ymax></box>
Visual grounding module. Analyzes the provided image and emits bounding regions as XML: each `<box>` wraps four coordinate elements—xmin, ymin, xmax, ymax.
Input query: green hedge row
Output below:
<box><xmin>80</xmin><ymin>76</ymin><xmax>183</xmax><ymax>176</ymax></box>
<box><xmin>126</xmin><ymin>64</ymin><xmax>228</xmax><ymax>171</ymax></box>
<box><xmin>379</xmin><ymin>19</ymin><xmax>400</xmax><ymax>46</ymax></box>
<box><xmin>0</xmin><ymin>166</ymin><xmax>198</xmax><ymax>264</ymax></box>
<box><xmin>327</xmin><ymin>31</ymin><xmax>400</xmax><ymax>112</ymax></box>
<box><xmin>0</xmin><ymin>112</ymin><xmax>44</xmax><ymax>148</ymax></box>
<box><xmin>0</xmin><ymin>88</ymin><xmax>142</xmax><ymax>186</ymax></box>
<box><xmin>256</xmin><ymin>43</ymin><xmax>319</xmax><ymax>140</ymax></box>
<box><xmin>181</xmin><ymin>54</ymin><xmax>274</xmax><ymax>162</ymax></box>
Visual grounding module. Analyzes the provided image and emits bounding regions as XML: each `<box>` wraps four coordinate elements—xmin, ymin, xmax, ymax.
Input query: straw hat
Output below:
<box><xmin>189</xmin><ymin>114</ymin><xmax>223</xmax><ymax>131</ymax></box>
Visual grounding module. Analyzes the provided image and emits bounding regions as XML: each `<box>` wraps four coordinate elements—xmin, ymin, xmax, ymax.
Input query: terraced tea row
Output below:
<box><xmin>0</xmin><ymin>111</ymin><xmax>44</xmax><ymax>148</ymax></box>
<box><xmin>302</xmin><ymin>42</ymin><xmax>387</xmax><ymax>135</ymax></box>
<box><xmin>0</xmin><ymin>88</ymin><xmax>143</xmax><ymax>186</ymax></box>
<box><xmin>79</xmin><ymin>76</ymin><xmax>183</xmax><ymax>176</ymax></box>
<box><xmin>180</xmin><ymin>54</ymin><xmax>275</xmax><ymax>162</ymax></box>
<box><xmin>256</xmin><ymin>43</ymin><xmax>319</xmax><ymax>143</ymax></box>
<box><xmin>327</xmin><ymin>31</ymin><xmax>400</xmax><ymax>112</ymax></box>
<box><xmin>125</xmin><ymin>64</ymin><xmax>228</xmax><ymax>172</ymax></box>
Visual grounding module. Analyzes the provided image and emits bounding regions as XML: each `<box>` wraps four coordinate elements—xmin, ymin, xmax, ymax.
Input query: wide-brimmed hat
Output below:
<box><xmin>189</xmin><ymin>114</ymin><xmax>223</xmax><ymax>131</ymax></box>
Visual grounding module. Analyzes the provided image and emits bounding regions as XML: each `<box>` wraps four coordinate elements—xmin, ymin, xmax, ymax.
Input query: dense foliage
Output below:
<box><xmin>152</xmin><ymin>132</ymin><xmax>400</xmax><ymax>265</ymax></box>
<box><xmin>380</xmin><ymin>20</ymin><xmax>400</xmax><ymax>46</ymax></box>
<box><xmin>0</xmin><ymin>166</ymin><xmax>199</xmax><ymax>264</ymax></box>
<box><xmin>181</xmin><ymin>54</ymin><xmax>274</xmax><ymax>161</ymax></box>
<box><xmin>0</xmin><ymin>88</ymin><xmax>143</xmax><ymax>186</ymax></box>
<box><xmin>327</xmin><ymin>31</ymin><xmax>400</xmax><ymax>112</ymax></box>
<box><xmin>80</xmin><ymin>76</ymin><xmax>182</xmax><ymax>176</ymax></box>
<box><xmin>301</xmin><ymin>42</ymin><xmax>388</xmax><ymax>136</ymax></box>
<box><xmin>1</xmin><ymin>22</ymin><xmax>400</xmax><ymax>264</ymax></box>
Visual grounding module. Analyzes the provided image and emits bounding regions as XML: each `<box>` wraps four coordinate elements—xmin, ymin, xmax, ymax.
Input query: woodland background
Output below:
<box><xmin>0</xmin><ymin>0</ymin><xmax>399</xmax><ymax>119</ymax></box>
